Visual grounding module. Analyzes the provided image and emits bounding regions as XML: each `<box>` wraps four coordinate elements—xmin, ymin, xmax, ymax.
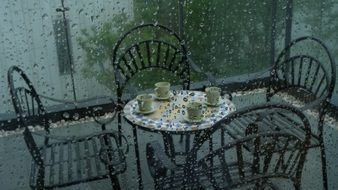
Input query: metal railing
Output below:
<box><xmin>2</xmin><ymin>0</ymin><xmax>317</xmax><ymax>131</ymax></box>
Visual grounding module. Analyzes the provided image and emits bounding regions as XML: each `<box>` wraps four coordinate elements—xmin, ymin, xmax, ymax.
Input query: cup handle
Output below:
<box><xmin>155</xmin><ymin>87</ymin><xmax>159</xmax><ymax>95</ymax></box>
<box><xmin>137</xmin><ymin>100</ymin><xmax>144</xmax><ymax>110</ymax></box>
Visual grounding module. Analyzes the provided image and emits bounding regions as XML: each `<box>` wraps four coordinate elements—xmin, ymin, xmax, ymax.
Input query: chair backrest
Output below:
<box><xmin>269</xmin><ymin>36</ymin><xmax>336</xmax><ymax>109</ymax></box>
<box><xmin>198</xmin><ymin>133</ymin><xmax>307</xmax><ymax>189</ymax></box>
<box><xmin>187</xmin><ymin>103</ymin><xmax>311</xmax><ymax>188</ymax></box>
<box><xmin>112</xmin><ymin>23</ymin><xmax>190</xmax><ymax>101</ymax></box>
<box><xmin>8</xmin><ymin>66</ymin><xmax>47</xmax><ymax>165</ymax></box>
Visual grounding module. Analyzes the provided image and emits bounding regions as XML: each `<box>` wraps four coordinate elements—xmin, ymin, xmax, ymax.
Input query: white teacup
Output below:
<box><xmin>155</xmin><ymin>82</ymin><xmax>170</xmax><ymax>98</ymax></box>
<box><xmin>205</xmin><ymin>87</ymin><xmax>221</xmax><ymax>105</ymax></box>
<box><xmin>187</xmin><ymin>102</ymin><xmax>203</xmax><ymax>120</ymax></box>
<box><xmin>136</xmin><ymin>94</ymin><xmax>153</xmax><ymax>111</ymax></box>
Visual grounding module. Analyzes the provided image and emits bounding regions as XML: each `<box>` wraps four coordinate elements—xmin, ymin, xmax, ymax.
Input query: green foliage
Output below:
<box><xmin>184</xmin><ymin>0</ymin><xmax>274</xmax><ymax>77</ymax></box>
<box><xmin>77</xmin><ymin>13</ymin><xmax>134</xmax><ymax>91</ymax></box>
<box><xmin>78</xmin><ymin>0</ymin><xmax>282</xmax><ymax>91</ymax></box>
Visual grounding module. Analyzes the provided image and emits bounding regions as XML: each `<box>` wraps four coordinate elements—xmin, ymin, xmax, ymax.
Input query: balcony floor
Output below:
<box><xmin>1</xmin><ymin>90</ymin><xmax>337</xmax><ymax>190</ymax></box>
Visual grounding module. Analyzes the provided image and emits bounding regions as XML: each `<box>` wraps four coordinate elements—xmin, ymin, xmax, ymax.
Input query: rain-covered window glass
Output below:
<box><xmin>293</xmin><ymin>0</ymin><xmax>338</xmax><ymax>104</ymax></box>
<box><xmin>1</xmin><ymin>0</ymin><xmax>338</xmax><ymax>190</ymax></box>
<box><xmin>185</xmin><ymin>1</ymin><xmax>270</xmax><ymax>77</ymax></box>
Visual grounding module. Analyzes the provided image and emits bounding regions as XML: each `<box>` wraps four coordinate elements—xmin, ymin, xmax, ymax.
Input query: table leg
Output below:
<box><xmin>162</xmin><ymin>133</ymin><xmax>175</xmax><ymax>159</ymax></box>
<box><xmin>101</xmin><ymin>123</ymin><xmax>106</xmax><ymax>131</ymax></box>
<box><xmin>209</xmin><ymin>136</ymin><xmax>213</xmax><ymax>168</ymax></box>
<box><xmin>118</xmin><ymin>113</ymin><xmax>122</xmax><ymax>144</ymax></box>
<box><xmin>185</xmin><ymin>134</ymin><xmax>190</xmax><ymax>153</ymax></box>
<box><xmin>133</xmin><ymin>126</ymin><xmax>144</xmax><ymax>190</ymax></box>
<box><xmin>221</xmin><ymin>128</ymin><xmax>225</xmax><ymax>146</ymax></box>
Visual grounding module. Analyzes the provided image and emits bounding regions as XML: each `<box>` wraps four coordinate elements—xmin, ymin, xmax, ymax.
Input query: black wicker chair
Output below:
<box><xmin>147</xmin><ymin>103</ymin><xmax>311</xmax><ymax>190</ymax></box>
<box><xmin>112</xmin><ymin>23</ymin><xmax>190</xmax><ymax>188</ymax></box>
<box><xmin>8</xmin><ymin>66</ymin><xmax>128</xmax><ymax>190</ymax></box>
<box><xmin>266</xmin><ymin>36</ymin><xmax>336</xmax><ymax>189</ymax></box>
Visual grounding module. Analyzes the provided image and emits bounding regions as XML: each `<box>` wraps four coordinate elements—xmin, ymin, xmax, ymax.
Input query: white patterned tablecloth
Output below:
<box><xmin>123</xmin><ymin>90</ymin><xmax>236</xmax><ymax>133</ymax></box>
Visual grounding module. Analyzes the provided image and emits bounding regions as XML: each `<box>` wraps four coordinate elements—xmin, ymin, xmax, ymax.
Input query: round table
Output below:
<box><xmin>123</xmin><ymin>90</ymin><xmax>236</xmax><ymax>189</ymax></box>
<box><xmin>123</xmin><ymin>90</ymin><xmax>236</xmax><ymax>133</ymax></box>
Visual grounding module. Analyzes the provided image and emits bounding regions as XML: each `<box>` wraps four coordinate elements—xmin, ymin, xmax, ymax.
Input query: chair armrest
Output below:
<box><xmin>270</xmin><ymin>89</ymin><xmax>326</xmax><ymax>111</ymax></box>
<box><xmin>299</xmin><ymin>96</ymin><xmax>326</xmax><ymax>111</ymax></box>
<box><xmin>91</xmin><ymin>101</ymin><xmax>118</xmax><ymax>126</ymax></box>
<box><xmin>32</xmin><ymin>130</ymin><xmax>129</xmax><ymax>154</ymax></box>
<box><xmin>80</xmin><ymin>130</ymin><xmax>129</xmax><ymax>153</ymax></box>
<box><xmin>31</xmin><ymin>131</ymin><xmax>75</xmax><ymax>142</ymax></box>
<box><xmin>146</xmin><ymin>141</ymin><xmax>177</xmax><ymax>178</ymax></box>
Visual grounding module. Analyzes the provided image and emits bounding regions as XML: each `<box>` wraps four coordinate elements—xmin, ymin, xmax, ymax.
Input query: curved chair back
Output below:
<box><xmin>268</xmin><ymin>36</ymin><xmax>336</xmax><ymax>137</ymax></box>
<box><xmin>201</xmin><ymin>103</ymin><xmax>312</xmax><ymax>143</ymax></box>
<box><xmin>198</xmin><ymin>133</ymin><xmax>307</xmax><ymax>189</ymax></box>
<box><xmin>276</xmin><ymin>36</ymin><xmax>335</xmax><ymax>79</ymax></box>
<box><xmin>188</xmin><ymin>103</ymin><xmax>311</xmax><ymax>189</ymax></box>
<box><xmin>112</xmin><ymin>23</ymin><xmax>190</xmax><ymax>100</ymax></box>
<box><xmin>111</xmin><ymin>24</ymin><xmax>191</xmax><ymax>148</ymax></box>
<box><xmin>8</xmin><ymin>66</ymin><xmax>48</xmax><ymax>166</ymax></box>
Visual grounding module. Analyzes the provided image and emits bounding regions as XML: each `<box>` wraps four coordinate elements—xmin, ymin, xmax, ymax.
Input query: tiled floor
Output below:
<box><xmin>1</xmin><ymin>91</ymin><xmax>338</xmax><ymax>190</ymax></box>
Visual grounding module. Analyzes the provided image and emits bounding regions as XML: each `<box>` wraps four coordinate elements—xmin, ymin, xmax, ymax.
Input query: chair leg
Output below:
<box><xmin>154</xmin><ymin>178</ymin><xmax>161</xmax><ymax>190</ymax></box>
<box><xmin>209</xmin><ymin>137</ymin><xmax>213</xmax><ymax>167</ymax></box>
<box><xmin>292</xmin><ymin>177</ymin><xmax>302</xmax><ymax>190</ymax></box>
<box><xmin>294</xmin><ymin>183</ymin><xmax>301</xmax><ymax>190</ymax></box>
<box><xmin>35</xmin><ymin>167</ymin><xmax>45</xmax><ymax>190</ymax></box>
<box><xmin>133</xmin><ymin>126</ymin><xmax>144</xmax><ymax>190</ymax></box>
<box><xmin>118</xmin><ymin>113</ymin><xmax>122</xmax><ymax>145</ymax></box>
<box><xmin>108</xmin><ymin>167</ymin><xmax>121</xmax><ymax>190</ymax></box>
<box><xmin>293</xmin><ymin>180</ymin><xmax>301</xmax><ymax>190</ymax></box>
<box><xmin>179</xmin><ymin>134</ymin><xmax>184</xmax><ymax>143</ymax></box>
<box><xmin>185</xmin><ymin>134</ymin><xmax>191</xmax><ymax>153</ymax></box>
<box><xmin>320</xmin><ymin>143</ymin><xmax>328</xmax><ymax>190</ymax></box>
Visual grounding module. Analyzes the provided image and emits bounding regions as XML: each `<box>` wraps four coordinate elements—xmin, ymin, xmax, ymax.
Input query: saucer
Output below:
<box><xmin>135</xmin><ymin>105</ymin><xmax>157</xmax><ymax>114</ymax></box>
<box><xmin>154</xmin><ymin>92</ymin><xmax>172</xmax><ymax>100</ymax></box>
<box><xmin>184</xmin><ymin>115</ymin><xmax>204</xmax><ymax>123</ymax></box>
<box><xmin>204</xmin><ymin>100</ymin><xmax>222</xmax><ymax>107</ymax></box>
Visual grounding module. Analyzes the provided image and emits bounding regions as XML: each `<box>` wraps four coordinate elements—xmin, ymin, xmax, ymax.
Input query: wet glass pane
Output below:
<box><xmin>0</xmin><ymin>0</ymin><xmax>337</xmax><ymax>190</ymax></box>
<box><xmin>293</xmin><ymin>0</ymin><xmax>338</xmax><ymax>105</ymax></box>
<box><xmin>185</xmin><ymin>1</ymin><xmax>272</xmax><ymax>77</ymax></box>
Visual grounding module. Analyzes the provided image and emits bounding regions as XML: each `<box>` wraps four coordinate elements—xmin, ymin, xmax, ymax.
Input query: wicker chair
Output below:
<box><xmin>8</xmin><ymin>66</ymin><xmax>128</xmax><ymax>190</ymax></box>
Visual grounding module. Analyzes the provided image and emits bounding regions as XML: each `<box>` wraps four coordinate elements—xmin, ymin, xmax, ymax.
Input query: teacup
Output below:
<box><xmin>155</xmin><ymin>82</ymin><xmax>171</xmax><ymax>98</ymax></box>
<box><xmin>136</xmin><ymin>94</ymin><xmax>153</xmax><ymax>111</ymax></box>
<box><xmin>205</xmin><ymin>86</ymin><xmax>221</xmax><ymax>105</ymax></box>
<box><xmin>186</xmin><ymin>102</ymin><xmax>203</xmax><ymax>120</ymax></box>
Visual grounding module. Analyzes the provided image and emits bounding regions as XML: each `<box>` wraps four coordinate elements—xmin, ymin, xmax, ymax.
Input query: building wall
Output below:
<box><xmin>0</xmin><ymin>0</ymin><xmax>133</xmax><ymax>114</ymax></box>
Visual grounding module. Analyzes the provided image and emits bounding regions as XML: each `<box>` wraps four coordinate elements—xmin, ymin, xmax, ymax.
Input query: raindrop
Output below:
<box><xmin>71</xmin><ymin>23</ymin><xmax>77</xmax><ymax>28</ymax></box>
<box><xmin>73</xmin><ymin>113</ymin><xmax>79</xmax><ymax>120</ymax></box>
<box><xmin>63</xmin><ymin>112</ymin><xmax>70</xmax><ymax>119</ymax></box>
<box><xmin>42</xmin><ymin>13</ymin><xmax>48</xmax><ymax>20</ymax></box>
